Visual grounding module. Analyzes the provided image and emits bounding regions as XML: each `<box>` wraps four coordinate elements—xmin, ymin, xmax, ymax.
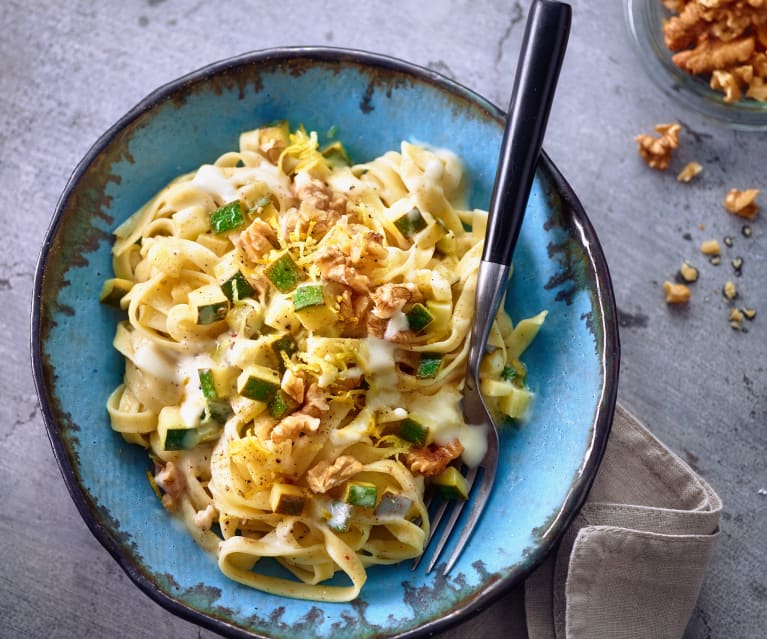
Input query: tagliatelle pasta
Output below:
<box><xmin>102</xmin><ymin>123</ymin><xmax>546</xmax><ymax>602</ymax></box>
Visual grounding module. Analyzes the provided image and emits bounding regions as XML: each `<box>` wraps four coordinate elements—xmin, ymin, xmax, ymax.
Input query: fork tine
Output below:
<box><xmin>440</xmin><ymin>460</ymin><xmax>496</xmax><ymax>575</ymax></box>
<box><xmin>423</xmin><ymin>466</ymin><xmax>479</xmax><ymax>573</ymax></box>
<box><xmin>411</xmin><ymin>497</ymin><xmax>449</xmax><ymax>570</ymax></box>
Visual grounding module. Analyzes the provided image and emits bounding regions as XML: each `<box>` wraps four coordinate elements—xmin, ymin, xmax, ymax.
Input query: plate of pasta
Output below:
<box><xmin>32</xmin><ymin>48</ymin><xmax>619</xmax><ymax>638</ymax></box>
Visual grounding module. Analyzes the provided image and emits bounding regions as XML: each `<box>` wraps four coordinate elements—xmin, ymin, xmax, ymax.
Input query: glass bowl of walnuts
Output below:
<box><xmin>625</xmin><ymin>0</ymin><xmax>767</xmax><ymax>129</ymax></box>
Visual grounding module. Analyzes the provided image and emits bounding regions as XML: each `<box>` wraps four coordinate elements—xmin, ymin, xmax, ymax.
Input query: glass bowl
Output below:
<box><xmin>625</xmin><ymin>0</ymin><xmax>767</xmax><ymax>130</ymax></box>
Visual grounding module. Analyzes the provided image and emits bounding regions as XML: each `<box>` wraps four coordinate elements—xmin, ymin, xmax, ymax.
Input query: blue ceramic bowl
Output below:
<box><xmin>32</xmin><ymin>47</ymin><xmax>619</xmax><ymax>639</ymax></box>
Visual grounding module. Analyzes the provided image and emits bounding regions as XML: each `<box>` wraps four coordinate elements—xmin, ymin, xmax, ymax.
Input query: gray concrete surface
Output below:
<box><xmin>2</xmin><ymin>1</ymin><xmax>766</xmax><ymax>637</ymax></box>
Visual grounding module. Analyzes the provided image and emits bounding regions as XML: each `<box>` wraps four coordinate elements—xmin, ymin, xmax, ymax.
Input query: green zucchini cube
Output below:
<box><xmin>394</xmin><ymin>207</ymin><xmax>428</xmax><ymax>237</ymax></box>
<box><xmin>221</xmin><ymin>271</ymin><xmax>255</xmax><ymax>303</ymax></box>
<box><xmin>268</xmin><ymin>390</ymin><xmax>300</xmax><ymax>419</ymax></box>
<box><xmin>270</xmin><ymin>483</ymin><xmax>307</xmax><ymax>516</ymax></box>
<box><xmin>344</xmin><ymin>482</ymin><xmax>378</xmax><ymax>508</ymax></box>
<box><xmin>293</xmin><ymin>283</ymin><xmax>326</xmax><ymax>311</ymax></box>
<box><xmin>432</xmin><ymin>466</ymin><xmax>469</xmax><ymax>500</ymax></box>
<box><xmin>405</xmin><ymin>303</ymin><xmax>434</xmax><ymax>333</ymax></box>
<box><xmin>264</xmin><ymin>253</ymin><xmax>305</xmax><ymax>293</ymax></box>
<box><xmin>237</xmin><ymin>365</ymin><xmax>281</xmax><ymax>402</ymax></box>
<box><xmin>210</xmin><ymin>200</ymin><xmax>245</xmax><ymax>234</ymax></box>
<box><xmin>416</xmin><ymin>353</ymin><xmax>443</xmax><ymax>379</ymax></box>
<box><xmin>188</xmin><ymin>285</ymin><xmax>230</xmax><ymax>325</ymax></box>
<box><xmin>399</xmin><ymin>417</ymin><xmax>431</xmax><ymax>447</ymax></box>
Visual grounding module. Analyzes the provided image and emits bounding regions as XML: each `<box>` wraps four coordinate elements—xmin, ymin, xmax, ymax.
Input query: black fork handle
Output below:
<box><xmin>482</xmin><ymin>0</ymin><xmax>571</xmax><ymax>265</ymax></box>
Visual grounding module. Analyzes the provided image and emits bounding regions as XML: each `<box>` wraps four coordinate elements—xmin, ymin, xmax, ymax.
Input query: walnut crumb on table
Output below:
<box><xmin>700</xmin><ymin>239</ymin><xmax>721</xmax><ymax>255</ymax></box>
<box><xmin>679</xmin><ymin>262</ymin><xmax>699</xmax><ymax>282</ymax></box>
<box><xmin>724</xmin><ymin>188</ymin><xmax>760</xmax><ymax>220</ymax></box>
<box><xmin>677</xmin><ymin>161</ymin><xmax>703</xmax><ymax>182</ymax></box>
<box><xmin>634</xmin><ymin>123</ymin><xmax>682</xmax><ymax>170</ymax></box>
<box><xmin>664</xmin><ymin>280</ymin><xmax>692</xmax><ymax>303</ymax></box>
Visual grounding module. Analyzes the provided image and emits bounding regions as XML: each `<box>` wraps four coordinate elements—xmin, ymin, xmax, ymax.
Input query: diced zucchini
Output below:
<box><xmin>268</xmin><ymin>389</ymin><xmax>300</xmax><ymax>419</ymax></box>
<box><xmin>405</xmin><ymin>303</ymin><xmax>434</xmax><ymax>333</ymax></box>
<box><xmin>293</xmin><ymin>284</ymin><xmax>338</xmax><ymax>332</ymax></box>
<box><xmin>99</xmin><ymin>278</ymin><xmax>133</xmax><ymax>307</ymax></box>
<box><xmin>221</xmin><ymin>271</ymin><xmax>255</xmax><ymax>303</ymax></box>
<box><xmin>188</xmin><ymin>285</ymin><xmax>230</xmax><ymax>325</ymax></box>
<box><xmin>237</xmin><ymin>365</ymin><xmax>281</xmax><ymax>402</ymax></box>
<box><xmin>209</xmin><ymin>367</ymin><xmax>239</xmax><ymax>398</ymax></box>
<box><xmin>416</xmin><ymin>353</ymin><xmax>443</xmax><ymax>379</ymax></box>
<box><xmin>270</xmin><ymin>483</ymin><xmax>307</xmax><ymax>516</ymax></box>
<box><xmin>196</xmin><ymin>414</ymin><xmax>225</xmax><ymax>444</ymax></box>
<box><xmin>343</xmin><ymin>482</ymin><xmax>378</xmax><ymax>508</ymax></box>
<box><xmin>293</xmin><ymin>283</ymin><xmax>325</xmax><ymax>311</ymax></box>
<box><xmin>210</xmin><ymin>200</ymin><xmax>245</xmax><ymax>234</ymax></box>
<box><xmin>394</xmin><ymin>207</ymin><xmax>428</xmax><ymax>237</ymax></box>
<box><xmin>271</xmin><ymin>334</ymin><xmax>298</xmax><ymax>363</ymax></box>
<box><xmin>198</xmin><ymin>369</ymin><xmax>218</xmax><ymax>400</ymax></box>
<box><xmin>326</xmin><ymin>500</ymin><xmax>352</xmax><ymax>533</ymax></box>
<box><xmin>264</xmin><ymin>253</ymin><xmax>305</xmax><ymax>293</ymax></box>
<box><xmin>157</xmin><ymin>407</ymin><xmax>197</xmax><ymax>451</ymax></box>
<box><xmin>399</xmin><ymin>417</ymin><xmax>432</xmax><ymax>447</ymax></box>
<box><xmin>200</xmin><ymin>398</ymin><xmax>232</xmax><ymax>428</ymax></box>
<box><xmin>375</xmin><ymin>489</ymin><xmax>413</xmax><ymax>518</ymax></box>
<box><xmin>432</xmin><ymin>466</ymin><xmax>469</xmax><ymax>500</ymax></box>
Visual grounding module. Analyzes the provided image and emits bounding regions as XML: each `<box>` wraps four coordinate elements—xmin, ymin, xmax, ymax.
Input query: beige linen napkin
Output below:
<box><xmin>524</xmin><ymin>403</ymin><xmax>722</xmax><ymax>639</ymax></box>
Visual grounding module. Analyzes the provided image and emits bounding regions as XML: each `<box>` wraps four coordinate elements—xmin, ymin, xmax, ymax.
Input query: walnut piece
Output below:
<box><xmin>724</xmin><ymin>187</ymin><xmax>760</xmax><ymax>220</ymax></box>
<box><xmin>270</xmin><ymin>412</ymin><xmax>321</xmax><ymax>443</ymax></box>
<box><xmin>306</xmin><ymin>455</ymin><xmax>363</xmax><ymax>494</ymax></box>
<box><xmin>635</xmin><ymin>123</ymin><xmax>682</xmax><ymax>171</ymax></box>
<box><xmin>405</xmin><ymin>439</ymin><xmax>464</xmax><ymax>477</ymax></box>
<box><xmin>662</xmin><ymin>1</ymin><xmax>767</xmax><ymax>103</ymax></box>
<box><xmin>700</xmin><ymin>238</ymin><xmax>722</xmax><ymax>255</ymax></box>
<box><xmin>677</xmin><ymin>161</ymin><xmax>704</xmax><ymax>182</ymax></box>
<box><xmin>663</xmin><ymin>281</ymin><xmax>692</xmax><ymax>304</ymax></box>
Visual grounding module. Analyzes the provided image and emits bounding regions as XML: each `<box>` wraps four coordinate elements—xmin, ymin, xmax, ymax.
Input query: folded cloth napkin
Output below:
<box><xmin>523</xmin><ymin>403</ymin><xmax>722</xmax><ymax>639</ymax></box>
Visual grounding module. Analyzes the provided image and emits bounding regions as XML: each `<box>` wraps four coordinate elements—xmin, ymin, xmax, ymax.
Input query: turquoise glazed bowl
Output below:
<box><xmin>32</xmin><ymin>47</ymin><xmax>619</xmax><ymax>639</ymax></box>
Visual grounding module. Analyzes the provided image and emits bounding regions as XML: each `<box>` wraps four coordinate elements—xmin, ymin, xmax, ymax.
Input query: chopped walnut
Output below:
<box><xmin>405</xmin><ymin>439</ymin><xmax>464</xmax><ymax>477</ymax></box>
<box><xmin>725</xmin><ymin>188</ymin><xmax>760</xmax><ymax>220</ymax></box>
<box><xmin>663</xmin><ymin>281</ymin><xmax>692</xmax><ymax>304</ymax></box>
<box><xmin>193</xmin><ymin>504</ymin><xmax>217</xmax><ymax>530</ymax></box>
<box><xmin>239</xmin><ymin>218</ymin><xmax>278</xmax><ymax>263</ymax></box>
<box><xmin>305</xmin><ymin>455</ymin><xmax>363</xmax><ymax>493</ymax></box>
<box><xmin>370</xmin><ymin>283</ymin><xmax>422</xmax><ymax>319</ymax></box>
<box><xmin>281</xmin><ymin>368</ymin><xmax>305</xmax><ymax>404</ymax></box>
<box><xmin>723</xmin><ymin>280</ymin><xmax>738</xmax><ymax>299</ymax></box>
<box><xmin>314</xmin><ymin>226</ymin><xmax>387</xmax><ymax>293</ymax></box>
<box><xmin>730</xmin><ymin>307</ymin><xmax>744</xmax><ymax>329</ymax></box>
<box><xmin>679</xmin><ymin>262</ymin><xmax>700</xmax><ymax>282</ymax></box>
<box><xmin>711</xmin><ymin>69</ymin><xmax>743</xmax><ymax>102</ymax></box>
<box><xmin>302</xmin><ymin>383</ymin><xmax>330</xmax><ymax>418</ymax></box>
<box><xmin>155</xmin><ymin>461</ymin><xmax>185</xmax><ymax>512</ymax></box>
<box><xmin>700</xmin><ymin>238</ymin><xmax>722</xmax><ymax>255</ymax></box>
<box><xmin>635</xmin><ymin>123</ymin><xmax>682</xmax><ymax>171</ymax></box>
<box><xmin>673</xmin><ymin>35</ymin><xmax>755</xmax><ymax>75</ymax></box>
<box><xmin>270</xmin><ymin>412</ymin><xmax>321</xmax><ymax>443</ymax></box>
<box><xmin>662</xmin><ymin>1</ymin><xmax>767</xmax><ymax>103</ymax></box>
<box><xmin>677</xmin><ymin>161</ymin><xmax>704</xmax><ymax>182</ymax></box>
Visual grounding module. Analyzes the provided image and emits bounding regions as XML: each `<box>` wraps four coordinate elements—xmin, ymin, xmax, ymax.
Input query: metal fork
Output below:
<box><xmin>414</xmin><ymin>0</ymin><xmax>572</xmax><ymax>576</ymax></box>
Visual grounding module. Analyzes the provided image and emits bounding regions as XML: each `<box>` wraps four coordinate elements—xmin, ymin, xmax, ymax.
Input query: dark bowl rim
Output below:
<box><xmin>30</xmin><ymin>45</ymin><xmax>620</xmax><ymax>639</ymax></box>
